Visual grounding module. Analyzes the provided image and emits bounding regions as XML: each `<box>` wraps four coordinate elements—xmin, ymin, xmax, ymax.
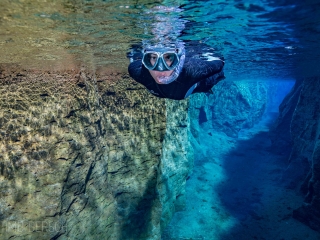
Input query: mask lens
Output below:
<box><xmin>142</xmin><ymin>50</ymin><xmax>180</xmax><ymax>71</ymax></box>
<box><xmin>162</xmin><ymin>52</ymin><xmax>179</xmax><ymax>69</ymax></box>
<box><xmin>163</xmin><ymin>53</ymin><xmax>176</xmax><ymax>67</ymax></box>
<box><xmin>143</xmin><ymin>53</ymin><xmax>159</xmax><ymax>69</ymax></box>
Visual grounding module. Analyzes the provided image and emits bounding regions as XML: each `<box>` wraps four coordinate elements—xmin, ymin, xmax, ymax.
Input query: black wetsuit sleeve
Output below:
<box><xmin>128</xmin><ymin>60</ymin><xmax>157</xmax><ymax>88</ymax></box>
<box><xmin>205</xmin><ymin>70</ymin><xmax>225</xmax><ymax>85</ymax></box>
<box><xmin>184</xmin><ymin>58</ymin><xmax>224</xmax><ymax>80</ymax></box>
<box><xmin>128</xmin><ymin>60</ymin><xmax>146</xmax><ymax>84</ymax></box>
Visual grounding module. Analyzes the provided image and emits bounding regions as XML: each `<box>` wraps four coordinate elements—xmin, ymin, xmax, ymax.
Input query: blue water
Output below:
<box><xmin>123</xmin><ymin>0</ymin><xmax>319</xmax><ymax>81</ymax></box>
<box><xmin>2</xmin><ymin>0</ymin><xmax>317</xmax><ymax>79</ymax></box>
<box><xmin>123</xmin><ymin>1</ymin><xmax>319</xmax><ymax>239</ymax></box>
<box><xmin>1</xmin><ymin>0</ymin><xmax>320</xmax><ymax>239</ymax></box>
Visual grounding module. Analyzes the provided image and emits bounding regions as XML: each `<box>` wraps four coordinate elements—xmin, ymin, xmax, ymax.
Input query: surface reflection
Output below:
<box><xmin>0</xmin><ymin>0</ymin><xmax>156</xmax><ymax>72</ymax></box>
<box><xmin>0</xmin><ymin>0</ymin><xmax>318</xmax><ymax>77</ymax></box>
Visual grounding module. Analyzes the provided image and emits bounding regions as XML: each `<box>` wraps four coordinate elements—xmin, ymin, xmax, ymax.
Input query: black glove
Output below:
<box><xmin>205</xmin><ymin>70</ymin><xmax>225</xmax><ymax>86</ymax></box>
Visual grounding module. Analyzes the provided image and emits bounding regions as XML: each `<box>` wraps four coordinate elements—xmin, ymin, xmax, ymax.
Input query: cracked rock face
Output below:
<box><xmin>270</xmin><ymin>77</ymin><xmax>320</xmax><ymax>232</ymax></box>
<box><xmin>290</xmin><ymin>78</ymin><xmax>320</xmax><ymax>232</ymax></box>
<box><xmin>0</xmin><ymin>67</ymin><xmax>192</xmax><ymax>240</ymax></box>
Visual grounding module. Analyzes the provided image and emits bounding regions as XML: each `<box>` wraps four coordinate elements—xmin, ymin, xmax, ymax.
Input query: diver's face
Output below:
<box><xmin>149</xmin><ymin>69</ymin><xmax>173</xmax><ymax>84</ymax></box>
<box><xmin>149</xmin><ymin>53</ymin><xmax>175</xmax><ymax>67</ymax></box>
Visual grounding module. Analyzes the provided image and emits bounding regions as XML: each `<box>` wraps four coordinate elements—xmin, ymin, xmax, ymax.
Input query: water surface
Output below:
<box><xmin>1</xmin><ymin>0</ymin><xmax>319</xmax><ymax>79</ymax></box>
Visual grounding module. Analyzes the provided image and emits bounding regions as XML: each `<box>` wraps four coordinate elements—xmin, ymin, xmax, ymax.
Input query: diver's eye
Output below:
<box><xmin>149</xmin><ymin>54</ymin><xmax>158</xmax><ymax>66</ymax></box>
<box><xmin>163</xmin><ymin>53</ymin><xmax>175</xmax><ymax>66</ymax></box>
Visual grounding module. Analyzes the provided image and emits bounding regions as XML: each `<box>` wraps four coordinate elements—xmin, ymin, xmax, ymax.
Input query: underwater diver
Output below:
<box><xmin>128</xmin><ymin>44</ymin><xmax>225</xmax><ymax>100</ymax></box>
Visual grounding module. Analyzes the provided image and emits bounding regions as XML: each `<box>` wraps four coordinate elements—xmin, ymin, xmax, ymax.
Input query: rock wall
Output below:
<box><xmin>189</xmin><ymin>81</ymin><xmax>268</xmax><ymax>138</ymax></box>
<box><xmin>291</xmin><ymin>78</ymin><xmax>320</xmax><ymax>231</ymax></box>
<box><xmin>0</xmin><ymin>67</ymin><xmax>192</xmax><ymax>240</ymax></box>
<box><xmin>158</xmin><ymin>99</ymin><xmax>194</xmax><ymax>232</ymax></box>
<box><xmin>270</xmin><ymin>77</ymin><xmax>320</xmax><ymax>232</ymax></box>
<box><xmin>269</xmin><ymin>79</ymin><xmax>303</xmax><ymax>156</ymax></box>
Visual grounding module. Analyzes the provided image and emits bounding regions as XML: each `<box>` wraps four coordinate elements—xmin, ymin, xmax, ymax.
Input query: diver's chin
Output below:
<box><xmin>155</xmin><ymin>76</ymin><xmax>172</xmax><ymax>84</ymax></box>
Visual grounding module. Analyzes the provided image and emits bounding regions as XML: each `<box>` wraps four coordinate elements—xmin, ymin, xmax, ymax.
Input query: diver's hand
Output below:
<box><xmin>206</xmin><ymin>71</ymin><xmax>225</xmax><ymax>85</ymax></box>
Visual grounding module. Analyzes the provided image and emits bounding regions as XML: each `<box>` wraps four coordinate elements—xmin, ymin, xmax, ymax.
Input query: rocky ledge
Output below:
<box><xmin>0</xmin><ymin>66</ymin><xmax>192</xmax><ymax>240</ymax></box>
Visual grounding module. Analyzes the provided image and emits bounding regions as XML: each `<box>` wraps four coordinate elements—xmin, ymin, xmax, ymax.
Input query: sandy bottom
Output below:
<box><xmin>162</xmin><ymin>114</ymin><xmax>320</xmax><ymax>240</ymax></box>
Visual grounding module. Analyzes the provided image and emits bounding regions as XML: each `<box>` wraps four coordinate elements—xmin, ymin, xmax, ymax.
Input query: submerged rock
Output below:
<box><xmin>271</xmin><ymin>77</ymin><xmax>320</xmax><ymax>232</ymax></box>
<box><xmin>189</xmin><ymin>80</ymin><xmax>268</xmax><ymax>138</ymax></box>
<box><xmin>0</xmin><ymin>67</ymin><xmax>192</xmax><ymax>240</ymax></box>
<box><xmin>269</xmin><ymin>79</ymin><xmax>303</xmax><ymax>156</ymax></box>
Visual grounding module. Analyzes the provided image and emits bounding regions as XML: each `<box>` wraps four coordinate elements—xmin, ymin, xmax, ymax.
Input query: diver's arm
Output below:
<box><xmin>128</xmin><ymin>60</ymin><xmax>154</xmax><ymax>87</ymax></box>
<box><xmin>205</xmin><ymin>70</ymin><xmax>225</xmax><ymax>85</ymax></box>
<box><xmin>128</xmin><ymin>60</ymin><xmax>143</xmax><ymax>81</ymax></box>
<box><xmin>184</xmin><ymin>58</ymin><xmax>224</xmax><ymax>80</ymax></box>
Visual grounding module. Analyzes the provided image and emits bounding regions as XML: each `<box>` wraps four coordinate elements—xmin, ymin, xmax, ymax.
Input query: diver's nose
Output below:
<box><xmin>157</xmin><ymin>60</ymin><xmax>165</xmax><ymax>71</ymax></box>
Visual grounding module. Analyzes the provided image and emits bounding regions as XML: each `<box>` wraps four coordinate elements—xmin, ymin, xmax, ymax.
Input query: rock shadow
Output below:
<box><xmin>215</xmin><ymin>119</ymin><xmax>320</xmax><ymax>239</ymax></box>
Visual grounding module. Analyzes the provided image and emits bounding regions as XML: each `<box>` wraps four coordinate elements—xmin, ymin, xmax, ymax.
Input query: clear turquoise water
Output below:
<box><xmin>1</xmin><ymin>0</ymin><xmax>319</xmax><ymax>79</ymax></box>
<box><xmin>1</xmin><ymin>0</ymin><xmax>320</xmax><ymax>239</ymax></box>
<box><xmin>127</xmin><ymin>0</ymin><xmax>319</xmax><ymax>81</ymax></box>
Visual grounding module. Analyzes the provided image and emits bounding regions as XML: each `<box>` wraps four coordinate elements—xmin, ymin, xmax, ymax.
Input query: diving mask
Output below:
<box><xmin>142</xmin><ymin>47</ymin><xmax>182</xmax><ymax>71</ymax></box>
